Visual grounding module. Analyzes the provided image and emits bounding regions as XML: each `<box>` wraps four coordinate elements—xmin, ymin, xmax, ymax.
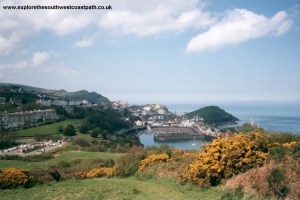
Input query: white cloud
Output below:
<box><xmin>73</xmin><ymin>37</ymin><xmax>95</xmax><ymax>48</ymax></box>
<box><xmin>186</xmin><ymin>9</ymin><xmax>293</xmax><ymax>53</ymax></box>
<box><xmin>0</xmin><ymin>33</ymin><xmax>22</xmax><ymax>55</ymax></box>
<box><xmin>0</xmin><ymin>0</ymin><xmax>214</xmax><ymax>54</ymax></box>
<box><xmin>0</xmin><ymin>51</ymin><xmax>51</xmax><ymax>70</ymax></box>
<box><xmin>31</xmin><ymin>52</ymin><xmax>51</xmax><ymax>66</ymax></box>
<box><xmin>0</xmin><ymin>1</ymin><xmax>293</xmax><ymax>55</ymax></box>
<box><xmin>99</xmin><ymin>1</ymin><xmax>214</xmax><ymax>36</ymax></box>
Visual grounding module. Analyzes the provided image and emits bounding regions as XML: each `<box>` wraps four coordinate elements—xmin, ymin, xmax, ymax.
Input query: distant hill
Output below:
<box><xmin>184</xmin><ymin>106</ymin><xmax>239</xmax><ymax>125</ymax></box>
<box><xmin>0</xmin><ymin>83</ymin><xmax>110</xmax><ymax>104</ymax></box>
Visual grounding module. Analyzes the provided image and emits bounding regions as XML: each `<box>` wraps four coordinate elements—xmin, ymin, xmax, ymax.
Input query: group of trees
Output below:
<box><xmin>56</xmin><ymin>107</ymin><xmax>133</xmax><ymax>135</ymax></box>
<box><xmin>57</xmin><ymin>124</ymin><xmax>76</xmax><ymax>136</ymax></box>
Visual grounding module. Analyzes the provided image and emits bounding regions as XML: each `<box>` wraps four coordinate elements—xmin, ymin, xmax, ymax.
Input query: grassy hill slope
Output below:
<box><xmin>0</xmin><ymin>177</ymin><xmax>226</xmax><ymax>200</ymax></box>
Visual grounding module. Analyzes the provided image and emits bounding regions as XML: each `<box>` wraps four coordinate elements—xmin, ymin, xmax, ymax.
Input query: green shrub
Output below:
<box><xmin>114</xmin><ymin>147</ymin><xmax>146</xmax><ymax>177</ymax></box>
<box><xmin>57</xmin><ymin>160</ymin><xmax>72</xmax><ymax>169</ymax></box>
<box><xmin>79</xmin><ymin>124</ymin><xmax>89</xmax><ymax>134</ymax></box>
<box><xmin>267</xmin><ymin>168</ymin><xmax>289</xmax><ymax>198</ymax></box>
<box><xmin>268</xmin><ymin>168</ymin><xmax>285</xmax><ymax>187</ymax></box>
<box><xmin>269</xmin><ymin>146</ymin><xmax>288</xmax><ymax>162</ymax></box>
<box><xmin>63</xmin><ymin>124</ymin><xmax>76</xmax><ymax>136</ymax></box>
<box><xmin>221</xmin><ymin>185</ymin><xmax>244</xmax><ymax>200</ymax></box>
<box><xmin>291</xmin><ymin>142</ymin><xmax>300</xmax><ymax>160</ymax></box>
<box><xmin>73</xmin><ymin>138</ymin><xmax>91</xmax><ymax>147</ymax></box>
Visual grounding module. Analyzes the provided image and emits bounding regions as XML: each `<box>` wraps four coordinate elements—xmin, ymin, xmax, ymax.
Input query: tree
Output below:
<box><xmin>57</xmin><ymin>125</ymin><xmax>64</xmax><ymax>133</ymax></box>
<box><xmin>79</xmin><ymin>124</ymin><xmax>89</xmax><ymax>134</ymax></box>
<box><xmin>90</xmin><ymin>128</ymin><xmax>101</xmax><ymax>138</ymax></box>
<box><xmin>63</xmin><ymin>124</ymin><xmax>76</xmax><ymax>136</ymax></box>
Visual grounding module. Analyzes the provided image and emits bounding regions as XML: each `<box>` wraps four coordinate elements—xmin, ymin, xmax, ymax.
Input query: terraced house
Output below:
<box><xmin>0</xmin><ymin>109</ymin><xmax>58</xmax><ymax>130</ymax></box>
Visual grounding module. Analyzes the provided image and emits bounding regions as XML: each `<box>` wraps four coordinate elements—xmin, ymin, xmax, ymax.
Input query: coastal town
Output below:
<box><xmin>0</xmin><ymin>84</ymin><xmax>236</xmax><ymax>157</ymax></box>
<box><xmin>112</xmin><ymin>100</ymin><xmax>221</xmax><ymax>140</ymax></box>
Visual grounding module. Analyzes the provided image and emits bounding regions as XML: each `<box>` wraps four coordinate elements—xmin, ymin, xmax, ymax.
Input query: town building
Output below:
<box><xmin>0</xmin><ymin>109</ymin><xmax>58</xmax><ymax>130</ymax></box>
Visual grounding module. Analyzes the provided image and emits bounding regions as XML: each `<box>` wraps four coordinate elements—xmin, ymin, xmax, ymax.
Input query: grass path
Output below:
<box><xmin>1</xmin><ymin>177</ymin><xmax>226</xmax><ymax>200</ymax></box>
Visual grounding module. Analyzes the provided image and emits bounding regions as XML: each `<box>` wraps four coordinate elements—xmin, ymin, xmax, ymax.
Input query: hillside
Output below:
<box><xmin>184</xmin><ymin>106</ymin><xmax>239</xmax><ymax>125</ymax></box>
<box><xmin>0</xmin><ymin>83</ymin><xmax>110</xmax><ymax>104</ymax></box>
<box><xmin>0</xmin><ymin>177</ymin><xmax>226</xmax><ymax>200</ymax></box>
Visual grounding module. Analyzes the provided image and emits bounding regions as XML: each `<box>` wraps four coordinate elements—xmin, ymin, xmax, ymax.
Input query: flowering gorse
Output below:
<box><xmin>182</xmin><ymin>131</ymin><xmax>270</xmax><ymax>187</ymax></box>
<box><xmin>0</xmin><ymin>168</ymin><xmax>33</xmax><ymax>189</ymax></box>
<box><xmin>86</xmin><ymin>167</ymin><xmax>114</xmax><ymax>178</ymax></box>
<box><xmin>138</xmin><ymin>153</ymin><xmax>171</xmax><ymax>171</ymax></box>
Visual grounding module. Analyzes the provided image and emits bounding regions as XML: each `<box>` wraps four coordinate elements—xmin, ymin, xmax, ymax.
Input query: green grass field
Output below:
<box><xmin>13</xmin><ymin>119</ymin><xmax>81</xmax><ymax>137</ymax></box>
<box><xmin>0</xmin><ymin>177</ymin><xmax>227</xmax><ymax>200</ymax></box>
<box><xmin>0</xmin><ymin>151</ymin><xmax>122</xmax><ymax>170</ymax></box>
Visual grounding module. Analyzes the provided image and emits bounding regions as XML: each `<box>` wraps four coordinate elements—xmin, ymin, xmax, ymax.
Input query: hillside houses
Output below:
<box><xmin>0</xmin><ymin>109</ymin><xmax>58</xmax><ymax>130</ymax></box>
<box><xmin>36</xmin><ymin>99</ymin><xmax>85</xmax><ymax>107</ymax></box>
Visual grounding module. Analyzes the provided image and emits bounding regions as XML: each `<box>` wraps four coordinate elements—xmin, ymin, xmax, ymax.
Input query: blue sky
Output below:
<box><xmin>0</xmin><ymin>0</ymin><xmax>299</xmax><ymax>104</ymax></box>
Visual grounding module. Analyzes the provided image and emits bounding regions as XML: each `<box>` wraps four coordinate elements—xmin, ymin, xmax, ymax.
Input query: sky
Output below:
<box><xmin>0</xmin><ymin>0</ymin><xmax>300</xmax><ymax>104</ymax></box>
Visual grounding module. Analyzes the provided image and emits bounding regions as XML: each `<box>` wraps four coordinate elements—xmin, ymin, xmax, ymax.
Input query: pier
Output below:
<box><xmin>149</xmin><ymin>126</ymin><xmax>217</xmax><ymax>142</ymax></box>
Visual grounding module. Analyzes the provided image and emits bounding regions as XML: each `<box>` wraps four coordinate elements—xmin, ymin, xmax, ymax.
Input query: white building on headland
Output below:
<box><xmin>0</xmin><ymin>109</ymin><xmax>58</xmax><ymax>130</ymax></box>
<box><xmin>112</xmin><ymin>100</ymin><xmax>129</xmax><ymax>109</ymax></box>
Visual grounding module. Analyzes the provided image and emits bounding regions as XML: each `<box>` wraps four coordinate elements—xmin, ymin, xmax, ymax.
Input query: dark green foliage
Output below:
<box><xmin>276</xmin><ymin>185</ymin><xmax>290</xmax><ymax>198</ymax></box>
<box><xmin>221</xmin><ymin>185</ymin><xmax>244</xmax><ymax>200</ymax></box>
<box><xmin>19</xmin><ymin>102</ymin><xmax>46</xmax><ymax>111</ymax></box>
<box><xmin>267</xmin><ymin>168</ymin><xmax>289</xmax><ymax>198</ymax></box>
<box><xmin>79</xmin><ymin>124</ymin><xmax>89</xmax><ymax>134</ymax></box>
<box><xmin>184</xmin><ymin>106</ymin><xmax>238</xmax><ymax>125</ymax></box>
<box><xmin>63</xmin><ymin>124</ymin><xmax>76</xmax><ymax>136</ymax></box>
<box><xmin>268</xmin><ymin>168</ymin><xmax>285</xmax><ymax>187</ymax></box>
<box><xmin>237</xmin><ymin>123</ymin><xmax>257</xmax><ymax>133</ymax></box>
<box><xmin>90</xmin><ymin>128</ymin><xmax>102</xmax><ymax>138</ymax></box>
<box><xmin>0</xmin><ymin>133</ymin><xmax>19</xmax><ymax>150</ymax></box>
<box><xmin>54</xmin><ymin>106</ymin><xmax>69</xmax><ymax>117</ymax></box>
<box><xmin>0</xmin><ymin>140</ymin><xmax>19</xmax><ymax>150</ymax></box>
<box><xmin>87</xmin><ymin>109</ymin><xmax>130</xmax><ymax>132</ymax></box>
<box><xmin>57</xmin><ymin>160</ymin><xmax>72</xmax><ymax>168</ymax></box>
<box><xmin>291</xmin><ymin>142</ymin><xmax>300</xmax><ymax>160</ymax></box>
<box><xmin>34</xmin><ymin>133</ymin><xmax>63</xmax><ymax>142</ymax></box>
<box><xmin>269</xmin><ymin>146</ymin><xmax>288</xmax><ymax>162</ymax></box>
<box><xmin>70</xmin><ymin>106</ymin><xmax>86</xmax><ymax>119</ymax></box>
<box><xmin>0</xmin><ymin>153</ymin><xmax>54</xmax><ymax>162</ymax></box>
<box><xmin>269</xmin><ymin>132</ymin><xmax>300</xmax><ymax>144</ymax></box>
<box><xmin>0</xmin><ymin>103</ymin><xmax>18</xmax><ymax>112</ymax></box>
<box><xmin>73</xmin><ymin>138</ymin><xmax>91</xmax><ymax>147</ymax></box>
<box><xmin>65</xmin><ymin>90</ymin><xmax>110</xmax><ymax>104</ymax></box>
<box><xmin>57</xmin><ymin>125</ymin><xmax>64</xmax><ymax>133</ymax></box>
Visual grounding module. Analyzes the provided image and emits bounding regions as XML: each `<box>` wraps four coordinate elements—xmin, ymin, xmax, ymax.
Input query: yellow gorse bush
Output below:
<box><xmin>139</xmin><ymin>153</ymin><xmax>171</xmax><ymax>171</ymax></box>
<box><xmin>282</xmin><ymin>141</ymin><xmax>297</xmax><ymax>148</ymax></box>
<box><xmin>182</xmin><ymin>131</ymin><xmax>269</xmax><ymax>187</ymax></box>
<box><xmin>0</xmin><ymin>168</ymin><xmax>32</xmax><ymax>189</ymax></box>
<box><xmin>86</xmin><ymin>167</ymin><xmax>114</xmax><ymax>178</ymax></box>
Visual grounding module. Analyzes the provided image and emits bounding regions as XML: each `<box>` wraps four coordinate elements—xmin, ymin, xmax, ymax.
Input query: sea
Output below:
<box><xmin>139</xmin><ymin>103</ymin><xmax>300</xmax><ymax>150</ymax></box>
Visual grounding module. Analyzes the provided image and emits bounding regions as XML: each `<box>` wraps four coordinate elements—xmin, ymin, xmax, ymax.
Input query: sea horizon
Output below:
<box><xmin>165</xmin><ymin>103</ymin><xmax>300</xmax><ymax>134</ymax></box>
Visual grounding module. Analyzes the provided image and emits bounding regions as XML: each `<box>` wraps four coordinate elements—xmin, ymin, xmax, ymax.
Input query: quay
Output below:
<box><xmin>148</xmin><ymin>127</ymin><xmax>217</xmax><ymax>142</ymax></box>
